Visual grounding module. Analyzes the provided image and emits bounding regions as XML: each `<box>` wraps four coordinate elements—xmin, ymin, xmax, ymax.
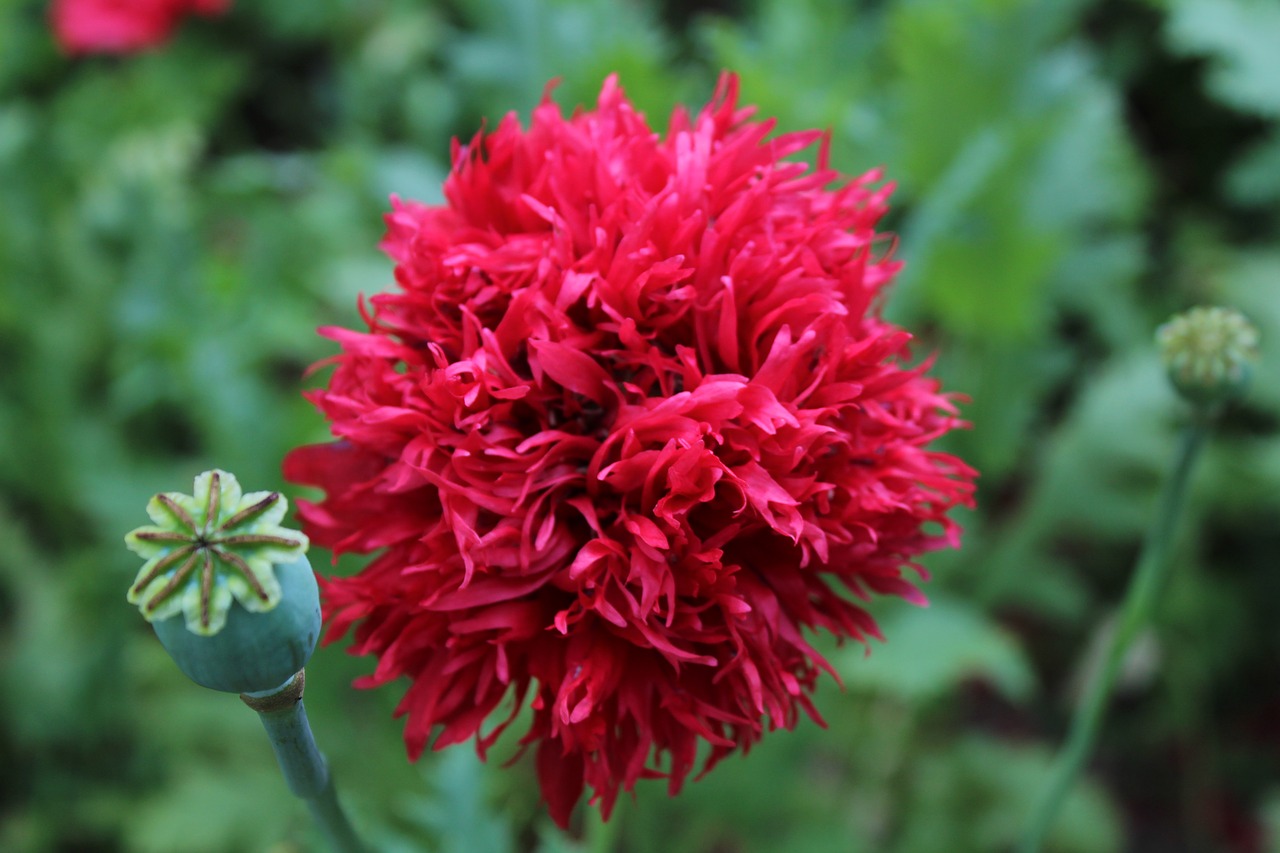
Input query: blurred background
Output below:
<box><xmin>3</xmin><ymin>0</ymin><xmax>1280</xmax><ymax>850</ymax></box>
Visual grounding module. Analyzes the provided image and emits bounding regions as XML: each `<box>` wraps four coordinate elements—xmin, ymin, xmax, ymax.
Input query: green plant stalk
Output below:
<box><xmin>243</xmin><ymin>672</ymin><xmax>365</xmax><ymax>853</ymax></box>
<box><xmin>1018</xmin><ymin>419</ymin><xmax>1210</xmax><ymax>853</ymax></box>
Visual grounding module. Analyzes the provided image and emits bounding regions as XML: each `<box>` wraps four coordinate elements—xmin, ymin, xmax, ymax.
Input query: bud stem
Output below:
<box><xmin>243</xmin><ymin>671</ymin><xmax>365</xmax><ymax>853</ymax></box>
<box><xmin>1018</xmin><ymin>419</ymin><xmax>1210</xmax><ymax>852</ymax></box>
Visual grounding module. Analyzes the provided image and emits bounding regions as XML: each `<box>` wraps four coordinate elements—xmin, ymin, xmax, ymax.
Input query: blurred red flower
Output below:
<box><xmin>286</xmin><ymin>74</ymin><xmax>976</xmax><ymax>827</ymax></box>
<box><xmin>51</xmin><ymin>0</ymin><xmax>229</xmax><ymax>55</ymax></box>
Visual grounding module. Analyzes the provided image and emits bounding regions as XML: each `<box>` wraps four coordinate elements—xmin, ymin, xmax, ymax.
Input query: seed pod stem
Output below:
<box><xmin>243</xmin><ymin>671</ymin><xmax>365</xmax><ymax>853</ymax></box>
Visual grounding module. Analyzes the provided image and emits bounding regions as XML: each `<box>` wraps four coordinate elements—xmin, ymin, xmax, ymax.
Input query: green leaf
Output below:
<box><xmin>445</xmin><ymin>0</ymin><xmax>689</xmax><ymax>123</ymax></box>
<box><xmin>838</xmin><ymin>596</ymin><xmax>1036</xmax><ymax>703</ymax></box>
<box><xmin>1166</xmin><ymin>0</ymin><xmax>1280</xmax><ymax>118</ymax></box>
<box><xmin>897</xmin><ymin>737</ymin><xmax>1122</xmax><ymax>853</ymax></box>
<box><xmin>126</xmin><ymin>766</ymin><xmax>296</xmax><ymax>853</ymax></box>
<box><xmin>1225</xmin><ymin>131</ymin><xmax>1280</xmax><ymax>204</ymax></box>
<box><xmin>398</xmin><ymin>749</ymin><xmax>516</xmax><ymax>853</ymax></box>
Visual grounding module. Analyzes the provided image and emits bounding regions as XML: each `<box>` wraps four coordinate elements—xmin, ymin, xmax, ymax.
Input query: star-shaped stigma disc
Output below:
<box><xmin>125</xmin><ymin>470</ymin><xmax>309</xmax><ymax>636</ymax></box>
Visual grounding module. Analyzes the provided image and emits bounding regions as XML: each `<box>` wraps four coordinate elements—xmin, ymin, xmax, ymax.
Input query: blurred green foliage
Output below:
<box><xmin>2</xmin><ymin>0</ymin><xmax>1280</xmax><ymax>850</ymax></box>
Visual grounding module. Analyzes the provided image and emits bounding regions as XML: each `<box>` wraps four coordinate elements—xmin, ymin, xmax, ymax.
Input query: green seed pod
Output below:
<box><xmin>125</xmin><ymin>470</ymin><xmax>320</xmax><ymax>694</ymax></box>
<box><xmin>153</xmin><ymin>554</ymin><xmax>321</xmax><ymax>694</ymax></box>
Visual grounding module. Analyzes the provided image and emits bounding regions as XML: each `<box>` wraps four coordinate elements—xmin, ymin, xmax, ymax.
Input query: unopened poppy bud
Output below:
<box><xmin>125</xmin><ymin>470</ymin><xmax>320</xmax><ymax>694</ymax></box>
<box><xmin>1157</xmin><ymin>306</ymin><xmax>1259</xmax><ymax>409</ymax></box>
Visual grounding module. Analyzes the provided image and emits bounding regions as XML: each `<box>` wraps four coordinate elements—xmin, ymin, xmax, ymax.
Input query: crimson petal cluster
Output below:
<box><xmin>285</xmin><ymin>74</ymin><xmax>976</xmax><ymax>827</ymax></box>
<box><xmin>51</xmin><ymin>0</ymin><xmax>229</xmax><ymax>55</ymax></box>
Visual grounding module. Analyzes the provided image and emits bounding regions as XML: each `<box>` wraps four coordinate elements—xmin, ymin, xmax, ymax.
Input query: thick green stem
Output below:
<box><xmin>243</xmin><ymin>671</ymin><xmax>365</xmax><ymax>853</ymax></box>
<box><xmin>1018</xmin><ymin>419</ymin><xmax>1210</xmax><ymax>853</ymax></box>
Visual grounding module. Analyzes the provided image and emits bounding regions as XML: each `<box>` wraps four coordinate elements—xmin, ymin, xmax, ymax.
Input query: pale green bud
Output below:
<box><xmin>1157</xmin><ymin>306</ymin><xmax>1259</xmax><ymax>409</ymax></box>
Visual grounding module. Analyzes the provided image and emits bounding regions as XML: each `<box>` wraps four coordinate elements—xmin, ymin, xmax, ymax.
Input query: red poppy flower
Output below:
<box><xmin>51</xmin><ymin>0</ymin><xmax>229</xmax><ymax>55</ymax></box>
<box><xmin>285</xmin><ymin>74</ymin><xmax>976</xmax><ymax>827</ymax></box>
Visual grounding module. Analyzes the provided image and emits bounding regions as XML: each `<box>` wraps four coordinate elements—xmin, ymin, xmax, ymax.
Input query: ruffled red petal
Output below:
<box><xmin>287</xmin><ymin>72</ymin><xmax>977</xmax><ymax>827</ymax></box>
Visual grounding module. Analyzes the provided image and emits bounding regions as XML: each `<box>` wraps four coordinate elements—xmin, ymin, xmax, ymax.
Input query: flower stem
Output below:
<box><xmin>1018</xmin><ymin>419</ymin><xmax>1210</xmax><ymax>853</ymax></box>
<box><xmin>242</xmin><ymin>671</ymin><xmax>365</xmax><ymax>853</ymax></box>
